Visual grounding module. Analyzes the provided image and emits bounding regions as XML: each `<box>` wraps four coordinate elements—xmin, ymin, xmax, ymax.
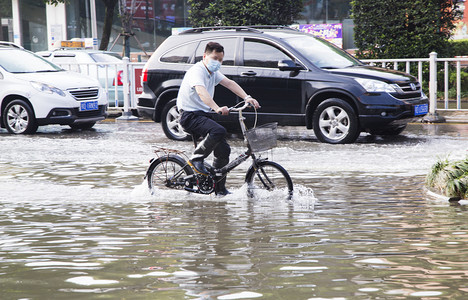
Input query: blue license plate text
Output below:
<box><xmin>80</xmin><ymin>101</ymin><xmax>99</xmax><ymax>112</ymax></box>
<box><xmin>414</xmin><ymin>103</ymin><xmax>428</xmax><ymax>116</ymax></box>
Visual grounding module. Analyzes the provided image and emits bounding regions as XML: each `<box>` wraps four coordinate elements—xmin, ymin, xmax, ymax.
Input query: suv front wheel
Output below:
<box><xmin>313</xmin><ymin>98</ymin><xmax>360</xmax><ymax>144</ymax></box>
<box><xmin>3</xmin><ymin>99</ymin><xmax>38</xmax><ymax>134</ymax></box>
<box><xmin>161</xmin><ymin>99</ymin><xmax>189</xmax><ymax>141</ymax></box>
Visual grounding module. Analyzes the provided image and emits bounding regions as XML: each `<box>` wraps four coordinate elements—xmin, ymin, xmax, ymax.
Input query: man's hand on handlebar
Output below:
<box><xmin>216</xmin><ymin>106</ymin><xmax>230</xmax><ymax>115</ymax></box>
<box><xmin>246</xmin><ymin>97</ymin><xmax>260</xmax><ymax>109</ymax></box>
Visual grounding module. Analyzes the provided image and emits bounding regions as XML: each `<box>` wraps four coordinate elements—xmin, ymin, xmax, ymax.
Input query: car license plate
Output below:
<box><xmin>79</xmin><ymin>101</ymin><xmax>99</xmax><ymax>112</ymax></box>
<box><xmin>414</xmin><ymin>103</ymin><xmax>428</xmax><ymax>116</ymax></box>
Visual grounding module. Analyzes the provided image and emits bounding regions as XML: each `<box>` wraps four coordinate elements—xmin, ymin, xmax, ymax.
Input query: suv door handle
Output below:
<box><xmin>241</xmin><ymin>71</ymin><xmax>257</xmax><ymax>77</ymax></box>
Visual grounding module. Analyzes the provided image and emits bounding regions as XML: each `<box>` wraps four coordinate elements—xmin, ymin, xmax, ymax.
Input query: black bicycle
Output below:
<box><xmin>145</xmin><ymin>101</ymin><xmax>293</xmax><ymax>199</ymax></box>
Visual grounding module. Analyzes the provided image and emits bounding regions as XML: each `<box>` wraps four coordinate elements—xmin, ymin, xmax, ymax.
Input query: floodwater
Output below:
<box><xmin>1</xmin><ymin>121</ymin><xmax>468</xmax><ymax>299</ymax></box>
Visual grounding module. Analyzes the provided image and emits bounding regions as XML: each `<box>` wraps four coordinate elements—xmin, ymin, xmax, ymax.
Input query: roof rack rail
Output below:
<box><xmin>247</xmin><ymin>25</ymin><xmax>296</xmax><ymax>31</ymax></box>
<box><xmin>179</xmin><ymin>25</ymin><xmax>295</xmax><ymax>35</ymax></box>
<box><xmin>180</xmin><ymin>26</ymin><xmax>262</xmax><ymax>34</ymax></box>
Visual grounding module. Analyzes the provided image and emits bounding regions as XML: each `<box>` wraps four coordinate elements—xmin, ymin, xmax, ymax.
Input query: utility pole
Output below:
<box><xmin>90</xmin><ymin>0</ymin><xmax>98</xmax><ymax>50</ymax></box>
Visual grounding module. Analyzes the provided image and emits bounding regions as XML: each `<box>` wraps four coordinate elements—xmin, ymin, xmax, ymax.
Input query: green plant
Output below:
<box><xmin>187</xmin><ymin>0</ymin><xmax>304</xmax><ymax>27</ymax></box>
<box><xmin>351</xmin><ymin>0</ymin><xmax>461</xmax><ymax>59</ymax></box>
<box><xmin>436</xmin><ymin>68</ymin><xmax>468</xmax><ymax>96</ymax></box>
<box><xmin>426</xmin><ymin>156</ymin><xmax>468</xmax><ymax>199</ymax></box>
<box><xmin>449</xmin><ymin>39</ymin><xmax>468</xmax><ymax>57</ymax></box>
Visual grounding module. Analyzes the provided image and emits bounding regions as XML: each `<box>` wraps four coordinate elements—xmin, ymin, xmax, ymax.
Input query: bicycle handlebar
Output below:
<box><xmin>226</xmin><ymin>101</ymin><xmax>259</xmax><ymax>132</ymax></box>
<box><xmin>228</xmin><ymin>101</ymin><xmax>251</xmax><ymax>112</ymax></box>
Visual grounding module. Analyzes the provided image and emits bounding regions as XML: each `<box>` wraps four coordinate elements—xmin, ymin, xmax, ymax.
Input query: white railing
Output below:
<box><xmin>362</xmin><ymin>52</ymin><xmax>468</xmax><ymax>117</ymax></box>
<box><xmin>55</xmin><ymin>61</ymin><xmax>124</xmax><ymax>106</ymax></box>
<box><xmin>54</xmin><ymin>58</ymin><xmax>145</xmax><ymax>119</ymax></box>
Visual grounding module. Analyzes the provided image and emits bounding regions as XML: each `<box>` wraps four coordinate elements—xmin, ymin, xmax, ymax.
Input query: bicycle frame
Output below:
<box><xmin>212</xmin><ymin>102</ymin><xmax>262</xmax><ymax>176</ymax></box>
<box><xmin>158</xmin><ymin>103</ymin><xmax>260</xmax><ymax>187</ymax></box>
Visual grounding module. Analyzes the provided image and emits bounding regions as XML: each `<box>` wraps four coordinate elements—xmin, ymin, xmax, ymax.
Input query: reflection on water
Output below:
<box><xmin>3</xmin><ymin>177</ymin><xmax>468</xmax><ymax>299</ymax></box>
<box><xmin>1</xmin><ymin>122</ymin><xmax>468</xmax><ymax>299</ymax></box>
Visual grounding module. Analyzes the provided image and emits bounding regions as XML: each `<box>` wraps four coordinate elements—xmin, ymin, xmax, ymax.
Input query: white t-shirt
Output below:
<box><xmin>177</xmin><ymin>61</ymin><xmax>226</xmax><ymax>112</ymax></box>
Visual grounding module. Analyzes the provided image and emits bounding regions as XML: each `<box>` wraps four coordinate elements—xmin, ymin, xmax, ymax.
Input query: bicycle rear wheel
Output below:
<box><xmin>245</xmin><ymin>160</ymin><xmax>293</xmax><ymax>200</ymax></box>
<box><xmin>146</xmin><ymin>155</ymin><xmax>193</xmax><ymax>193</ymax></box>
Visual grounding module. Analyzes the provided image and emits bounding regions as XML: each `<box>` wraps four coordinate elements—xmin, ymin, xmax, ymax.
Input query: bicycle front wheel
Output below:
<box><xmin>245</xmin><ymin>160</ymin><xmax>293</xmax><ymax>200</ymax></box>
<box><xmin>146</xmin><ymin>155</ymin><xmax>193</xmax><ymax>193</ymax></box>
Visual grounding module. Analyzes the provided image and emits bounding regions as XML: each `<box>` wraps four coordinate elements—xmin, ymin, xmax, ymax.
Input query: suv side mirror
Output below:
<box><xmin>278</xmin><ymin>59</ymin><xmax>302</xmax><ymax>71</ymax></box>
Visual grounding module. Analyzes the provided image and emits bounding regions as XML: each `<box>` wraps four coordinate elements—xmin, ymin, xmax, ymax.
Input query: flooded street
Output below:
<box><xmin>1</xmin><ymin>121</ymin><xmax>468</xmax><ymax>299</ymax></box>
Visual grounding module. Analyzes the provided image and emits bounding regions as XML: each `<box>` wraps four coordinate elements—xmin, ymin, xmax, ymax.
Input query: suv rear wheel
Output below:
<box><xmin>313</xmin><ymin>98</ymin><xmax>360</xmax><ymax>144</ymax></box>
<box><xmin>3</xmin><ymin>99</ymin><xmax>38</xmax><ymax>134</ymax></box>
<box><xmin>161</xmin><ymin>99</ymin><xmax>189</xmax><ymax>141</ymax></box>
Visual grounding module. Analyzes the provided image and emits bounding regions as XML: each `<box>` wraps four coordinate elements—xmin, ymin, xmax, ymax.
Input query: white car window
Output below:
<box><xmin>51</xmin><ymin>56</ymin><xmax>81</xmax><ymax>73</ymax></box>
<box><xmin>89</xmin><ymin>53</ymin><xmax>122</xmax><ymax>63</ymax></box>
<box><xmin>0</xmin><ymin>49</ymin><xmax>62</xmax><ymax>73</ymax></box>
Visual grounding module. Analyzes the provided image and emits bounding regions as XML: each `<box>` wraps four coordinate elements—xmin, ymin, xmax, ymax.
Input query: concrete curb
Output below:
<box><xmin>424</xmin><ymin>187</ymin><xmax>462</xmax><ymax>202</ymax></box>
<box><xmin>438</xmin><ymin>111</ymin><xmax>468</xmax><ymax>123</ymax></box>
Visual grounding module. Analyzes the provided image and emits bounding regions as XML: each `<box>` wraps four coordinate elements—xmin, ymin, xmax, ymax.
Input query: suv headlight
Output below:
<box><xmin>30</xmin><ymin>81</ymin><xmax>66</xmax><ymax>97</ymax></box>
<box><xmin>355</xmin><ymin>78</ymin><xmax>398</xmax><ymax>93</ymax></box>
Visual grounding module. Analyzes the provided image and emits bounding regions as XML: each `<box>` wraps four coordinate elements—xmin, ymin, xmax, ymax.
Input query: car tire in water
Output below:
<box><xmin>146</xmin><ymin>154</ymin><xmax>194</xmax><ymax>193</ymax></box>
<box><xmin>313</xmin><ymin>98</ymin><xmax>360</xmax><ymax>144</ymax></box>
<box><xmin>3</xmin><ymin>99</ymin><xmax>38</xmax><ymax>134</ymax></box>
<box><xmin>245</xmin><ymin>160</ymin><xmax>293</xmax><ymax>200</ymax></box>
<box><xmin>69</xmin><ymin>122</ymin><xmax>96</xmax><ymax>130</ymax></box>
<box><xmin>161</xmin><ymin>99</ymin><xmax>189</xmax><ymax>141</ymax></box>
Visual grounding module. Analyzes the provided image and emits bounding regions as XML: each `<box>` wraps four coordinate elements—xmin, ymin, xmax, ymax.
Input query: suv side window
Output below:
<box><xmin>160</xmin><ymin>42</ymin><xmax>197</xmax><ymax>64</ymax></box>
<box><xmin>243</xmin><ymin>40</ymin><xmax>292</xmax><ymax>68</ymax></box>
<box><xmin>194</xmin><ymin>38</ymin><xmax>236</xmax><ymax>66</ymax></box>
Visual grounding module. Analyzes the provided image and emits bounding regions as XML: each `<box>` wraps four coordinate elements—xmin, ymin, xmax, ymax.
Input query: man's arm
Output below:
<box><xmin>194</xmin><ymin>85</ymin><xmax>229</xmax><ymax>115</ymax></box>
<box><xmin>220</xmin><ymin>78</ymin><xmax>260</xmax><ymax>108</ymax></box>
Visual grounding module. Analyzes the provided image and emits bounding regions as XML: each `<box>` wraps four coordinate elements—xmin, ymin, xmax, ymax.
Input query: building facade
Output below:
<box><xmin>7</xmin><ymin>0</ymin><xmax>468</xmax><ymax>53</ymax></box>
<box><xmin>8</xmin><ymin>0</ymin><xmax>356</xmax><ymax>52</ymax></box>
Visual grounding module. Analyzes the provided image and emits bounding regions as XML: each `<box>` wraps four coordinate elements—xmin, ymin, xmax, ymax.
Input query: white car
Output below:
<box><xmin>37</xmin><ymin>49</ymin><xmax>124</xmax><ymax>107</ymax></box>
<box><xmin>0</xmin><ymin>44</ymin><xmax>108</xmax><ymax>134</ymax></box>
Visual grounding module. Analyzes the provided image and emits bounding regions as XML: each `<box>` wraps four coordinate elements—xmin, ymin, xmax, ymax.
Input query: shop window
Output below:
<box><xmin>19</xmin><ymin>0</ymin><xmax>47</xmax><ymax>51</ymax></box>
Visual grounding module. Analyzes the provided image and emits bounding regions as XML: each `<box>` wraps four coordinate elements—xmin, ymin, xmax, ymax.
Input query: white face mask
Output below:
<box><xmin>206</xmin><ymin>59</ymin><xmax>221</xmax><ymax>73</ymax></box>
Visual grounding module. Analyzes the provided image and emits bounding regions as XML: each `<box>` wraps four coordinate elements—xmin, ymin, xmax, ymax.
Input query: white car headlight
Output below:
<box><xmin>355</xmin><ymin>78</ymin><xmax>398</xmax><ymax>93</ymax></box>
<box><xmin>30</xmin><ymin>81</ymin><xmax>66</xmax><ymax>97</ymax></box>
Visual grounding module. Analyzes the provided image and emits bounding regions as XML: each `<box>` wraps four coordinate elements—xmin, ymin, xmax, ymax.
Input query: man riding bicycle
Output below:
<box><xmin>177</xmin><ymin>41</ymin><xmax>260</xmax><ymax>196</ymax></box>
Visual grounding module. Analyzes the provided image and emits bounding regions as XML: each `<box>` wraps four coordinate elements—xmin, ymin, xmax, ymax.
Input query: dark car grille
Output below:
<box><xmin>68</xmin><ymin>88</ymin><xmax>100</xmax><ymax>101</ymax></box>
<box><xmin>393</xmin><ymin>82</ymin><xmax>422</xmax><ymax>100</ymax></box>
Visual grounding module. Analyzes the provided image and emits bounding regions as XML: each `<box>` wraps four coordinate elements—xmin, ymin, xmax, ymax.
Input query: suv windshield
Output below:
<box><xmin>284</xmin><ymin>35</ymin><xmax>362</xmax><ymax>69</ymax></box>
<box><xmin>0</xmin><ymin>49</ymin><xmax>62</xmax><ymax>73</ymax></box>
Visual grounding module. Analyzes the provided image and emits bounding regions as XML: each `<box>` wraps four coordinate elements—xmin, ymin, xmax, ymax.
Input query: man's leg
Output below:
<box><xmin>213</xmin><ymin>139</ymin><xmax>231</xmax><ymax>195</ymax></box>
<box><xmin>189</xmin><ymin>133</ymin><xmax>218</xmax><ymax>174</ymax></box>
<box><xmin>185</xmin><ymin>114</ymin><xmax>227</xmax><ymax>175</ymax></box>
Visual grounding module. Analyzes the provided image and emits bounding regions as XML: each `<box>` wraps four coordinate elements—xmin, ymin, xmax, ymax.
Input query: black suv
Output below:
<box><xmin>138</xmin><ymin>26</ymin><xmax>428</xmax><ymax>144</ymax></box>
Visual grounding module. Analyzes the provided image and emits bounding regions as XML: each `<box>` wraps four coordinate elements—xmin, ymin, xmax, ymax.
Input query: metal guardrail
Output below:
<box><xmin>55</xmin><ymin>58</ymin><xmax>145</xmax><ymax>119</ymax></box>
